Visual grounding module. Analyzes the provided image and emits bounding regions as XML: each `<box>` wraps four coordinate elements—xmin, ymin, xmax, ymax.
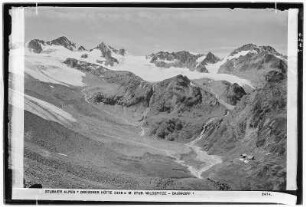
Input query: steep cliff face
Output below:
<box><xmin>90</xmin><ymin>42</ymin><xmax>126</xmax><ymax>66</ymax></box>
<box><xmin>220</xmin><ymin>82</ymin><xmax>247</xmax><ymax>105</ymax></box>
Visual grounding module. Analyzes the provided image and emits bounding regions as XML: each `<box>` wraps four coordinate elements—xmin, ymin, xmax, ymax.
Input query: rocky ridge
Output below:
<box><xmin>27</xmin><ymin>36</ymin><xmax>86</xmax><ymax>53</ymax></box>
<box><xmin>147</xmin><ymin>51</ymin><xmax>220</xmax><ymax>73</ymax></box>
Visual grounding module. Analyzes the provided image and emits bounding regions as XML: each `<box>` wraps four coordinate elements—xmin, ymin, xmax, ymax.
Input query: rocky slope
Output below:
<box><xmin>147</xmin><ymin>51</ymin><xmax>220</xmax><ymax>73</ymax></box>
<box><xmin>197</xmin><ymin>74</ymin><xmax>287</xmax><ymax>190</ymax></box>
<box><xmin>87</xmin><ymin>42</ymin><xmax>126</xmax><ymax>66</ymax></box>
<box><xmin>145</xmin><ymin>75</ymin><xmax>226</xmax><ymax>142</ymax></box>
<box><xmin>193</xmin><ymin>79</ymin><xmax>249</xmax><ymax>107</ymax></box>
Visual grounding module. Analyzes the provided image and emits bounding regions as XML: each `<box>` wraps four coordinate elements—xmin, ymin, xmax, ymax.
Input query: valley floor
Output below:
<box><xmin>15</xmin><ymin>78</ymin><xmax>224</xmax><ymax>190</ymax></box>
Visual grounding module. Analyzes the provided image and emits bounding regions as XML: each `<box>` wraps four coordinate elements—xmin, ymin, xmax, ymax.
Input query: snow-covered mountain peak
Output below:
<box><xmin>203</xmin><ymin>52</ymin><xmax>220</xmax><ymax>64</ymax></box>
<box><xmin>78</xmin><ymin>46</ymin><xmax>86</xmax><ymax>51</ymax></box>
<box><xmin>47</xmin><ymin>36</ymin><xmax>82</xmax><ymax>51</ymax></box>
<box><xmin>93</xmin><ymin>42</ymin><xmax>126</xmax><ymax>56</ymax></box>
<box><xmin>229</xmin><ymin>43</ymin><xmax>259</xmax><ymax>56</ymax></box>
<box><xmin>27</xmin><ymin>36</ymin><xmax>86</xmax><ymax>53</ymax></box>
<box><xmin>229</xmin><ymin>43</ymin><xmax>283</xmax><ymax>58</ymax></box>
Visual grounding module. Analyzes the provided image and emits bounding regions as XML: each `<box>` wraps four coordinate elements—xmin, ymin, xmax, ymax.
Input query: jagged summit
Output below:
<box><xmin>51</xmin><ymin>36</ymin><xmax>70</xmax><ymax>43</ymax></box>
<box><xmin>95</xmin><ymin>42</ymin><xmax>109</xmax><ymax>50</ymax></box>
<box><xmin>93</xmin><ymin>41</ymin><xmax>126</xmax><ymax>56</ymax></box>
<box><xmin>27</xmin><ymin>36</ymin><xmax>86</xmax><ymax>53</ymax></box>
<box><xmin>229</xmin><ymin>43</ymin><xmax>259</xmax><ymax>56</ymax></box>
<box><xmin>203</xmin><ymin>52</ymin><xmax>220</xmax><ymax>64</ymax></box>
<box><xmin>27</xmin><ymin>39</ymin><xmax>46</xmax><ymax>53</ymax></box>
<box><xmin>49</xmin><ymin>36</ymin><xmax>77</xmax><ymax>51</ymax></box>
<box><xmin>78</xmin><ymin>46</ymin><xmax>86</xmax><ymax>51</ymax></box>
<box><xmin>218</xmin><ymin>43</ymin><xmax>287</xmax><ymax>86</ymax></box>
<box><xmin>229</xmin><ymin>43</ymin><xmax>282</xmax><ymax>57</ymax></box>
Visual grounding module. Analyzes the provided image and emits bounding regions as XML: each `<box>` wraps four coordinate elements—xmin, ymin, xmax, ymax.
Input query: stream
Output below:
<box><xmin>171</xmin><ymin>117</ymin><xmax>223</xmax><ymax>179</ymax></box>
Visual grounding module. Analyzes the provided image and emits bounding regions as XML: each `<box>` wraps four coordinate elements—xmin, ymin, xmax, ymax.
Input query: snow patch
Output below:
<box><xmin>274</xmin><ymin>54</ymin><xmax>287</xmax><ymax>62</ymax></box>
<box><xmin>206</xmin><ymin>50</ymin><xmax>257</xmax><ymax>74</ymax></box>
<box><xmin>9</xmin><ymin>88</ymin><xmax>76</xmax><ymax>125</ymax></box>
<box><xmin>16</xmin><ymin>48</ymin><xmax>87</xmax><ymax>87</ymax></box>
<box><xmin>87</xmin><ymin>49</ymin><xmax>107</xmax><ymax>65</ymax></box>
<box><xmin>190</xmin><ymin>82</ymin><xmax>196</xmax><ymax>87</ymax></box>
<box><xmin>196</xmin><ymin>55</ymin><xmax>207</xmax><ymax>63</ymax></box>
<box><xmin>189</xmin><ymin>51</ymin><xmax>200</xmax><ymax>55</ymax></box>
<box><xmin>156</xmin><ymin>58</ymin><xmax>176</xmax><ymax>64</ymax></box>
<box><xmin>195</xmin><ymin>55</ymin><xmax>207</xmax><ymax>67</ymax></box>
<box><xmin>228</xmin><ymin>50</ymin><xmax>257</xmax><ymax>61</ymax></box>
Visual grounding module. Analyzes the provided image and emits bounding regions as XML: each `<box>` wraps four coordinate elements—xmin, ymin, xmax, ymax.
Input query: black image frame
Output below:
<box><xmin>2</xmin><ymin>2</ymin><xmax>303</xmax><ymax>205</ymax></box>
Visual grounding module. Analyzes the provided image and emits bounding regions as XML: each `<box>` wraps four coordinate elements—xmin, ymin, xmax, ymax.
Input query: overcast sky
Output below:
<box><xmin>24</xmin><ymin>7</ymin><xmax>288</xmax><ymax>57</ymax></box>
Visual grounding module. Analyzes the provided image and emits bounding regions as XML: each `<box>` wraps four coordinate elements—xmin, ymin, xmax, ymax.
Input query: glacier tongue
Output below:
<box><xmin>9</xmin><ymin>88</ymin><xmax>76</xmax><ymax>125</ymax></box>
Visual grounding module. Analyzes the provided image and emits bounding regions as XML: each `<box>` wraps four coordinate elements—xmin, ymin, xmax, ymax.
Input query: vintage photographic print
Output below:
<box><xmin>4</xmin><ymin>2</ymin><xmax>302</xmax><ymax>204</ymax></box>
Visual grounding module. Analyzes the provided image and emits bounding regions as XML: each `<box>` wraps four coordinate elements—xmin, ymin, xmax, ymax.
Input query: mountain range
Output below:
<box><xmin>10</xmin><ymin>36</ymin><xmax>287</xmax><ymax>190</ymax></box>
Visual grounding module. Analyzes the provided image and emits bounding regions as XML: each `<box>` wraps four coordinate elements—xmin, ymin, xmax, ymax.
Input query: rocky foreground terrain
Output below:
<box><xmin>9</xmin><ymin>37</ymin><xmax>287</xmax><ymax>190</ymax></box>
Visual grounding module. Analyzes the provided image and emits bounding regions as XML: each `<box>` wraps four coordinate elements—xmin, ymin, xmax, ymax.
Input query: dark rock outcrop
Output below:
<box><xmin>27</xmin><ymin>39</ymin><xmax>45</xmax><ymax>53</ymax></box>
<box><xmin>221</xmin><ymin>82</ymin><xmax>247</xmax><ymax>105</ymax></box>
<box><xmin>63</xmin><ymin>58</ymin><xmax>109</xmax><ymax>76</ymax></box>
<box><xmin>81</xmin><ymin>53</ymin><xmax>88</xmax><ymax>58</ymax></box>
<box><xmin>205</xmin><ymin>52</ymin><xmax>220</xmax><ymax>64</ymax></box>
<box><xmin>265</xmin><ymin>70</ymin><xmax>285</xmax><ymax>83</ymax></box>
<box><xmin>91</xmin><ymin>42</ymin><xmax>125</xmax><ymax>66</ymax></box>
<box><xmin>49</xmin><ymin>36</ymin><xmax>77</xmax><ymax>51</ymax></box>
<box><xmin>78</xmin><ymin>46</ymin><xmax>86</xmax><ymax>51</ymax></box>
